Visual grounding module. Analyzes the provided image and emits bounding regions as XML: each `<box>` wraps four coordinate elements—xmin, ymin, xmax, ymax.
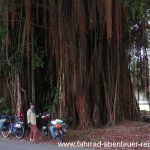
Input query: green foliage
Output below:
<box><xmin>0</xmin><ymin>97</ymin><xmax>10</xmax><ymax>114</ymax></box>
<box><xmin>122</xmin><ymin>0</ymin><xmax>150</xmax><ymax>26</ymax></box>
<box><xmin>33</xmin><ymin>53</ymin><xmax>44</xmax><ymax>69</ymax></box>
<box><xmin>0</xmin><ymin>26</ymin><xmax>6</xmax><ymax>39</ymax></box>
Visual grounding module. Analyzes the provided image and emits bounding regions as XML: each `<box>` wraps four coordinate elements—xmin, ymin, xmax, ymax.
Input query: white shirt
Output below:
<box><xmin>27</xmin><ymin>108</ymin><xmax>36</xmax><ymax>125</ymax></box>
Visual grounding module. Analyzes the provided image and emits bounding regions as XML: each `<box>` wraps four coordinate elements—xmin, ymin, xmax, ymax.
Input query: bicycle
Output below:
<box><xmin>2</xmin><ymin>116</ymin><xmax>25</xmax><ymax>139</ymax></box>
<box><xmin>41</xmin><ymin>113</ymin><xmax>68</xmax><ymax>142</ymax></box>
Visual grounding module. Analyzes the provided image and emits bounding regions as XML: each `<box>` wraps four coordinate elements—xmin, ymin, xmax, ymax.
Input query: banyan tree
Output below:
<box><xmin>0</xmin><ymin>0</ymin><xmax>149</xmax><ymax>128</ymax></box>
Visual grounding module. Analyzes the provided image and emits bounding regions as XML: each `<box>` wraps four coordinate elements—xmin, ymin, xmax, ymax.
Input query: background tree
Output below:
<box><xmin>0</xmin><ymin>0</ymin><xmax>149</xmax><ymax>128</ymax></box>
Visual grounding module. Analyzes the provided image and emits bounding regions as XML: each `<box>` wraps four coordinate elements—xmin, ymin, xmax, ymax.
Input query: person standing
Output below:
<box><xmin>27</xmin><ymin>102</ymin><xmax>39</xmax><ymax>143</ymax></box>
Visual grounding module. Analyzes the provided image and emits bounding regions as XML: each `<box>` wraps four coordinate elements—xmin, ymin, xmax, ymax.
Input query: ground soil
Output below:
<box><xmin>63</xmin><ymin>121</ymin><xmax>150</xmax><ymax>150</ymax></box>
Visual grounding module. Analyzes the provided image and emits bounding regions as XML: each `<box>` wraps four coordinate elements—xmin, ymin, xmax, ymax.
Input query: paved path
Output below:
<box><xmin>0</xmin><ymin>138</ymin><xmax>90</xmax><ymax>150</ymax></box>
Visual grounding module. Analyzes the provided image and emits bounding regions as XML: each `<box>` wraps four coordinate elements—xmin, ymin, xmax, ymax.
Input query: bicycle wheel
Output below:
<box><xmin>15</xmin><ymin>126</ymin><xmax>24</xmax><ymax>138</ymax></box>
<box><xmin>2</xmin><ymin>124</ymin><xmax>10</xmax><ymax>138</ymax></box>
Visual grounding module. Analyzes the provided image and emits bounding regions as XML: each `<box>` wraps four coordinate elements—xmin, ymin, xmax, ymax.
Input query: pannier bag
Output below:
<box><xmin>0</xmin><ymin>115</ymin><xmax>10</xmax><ymax>131</ymax></box>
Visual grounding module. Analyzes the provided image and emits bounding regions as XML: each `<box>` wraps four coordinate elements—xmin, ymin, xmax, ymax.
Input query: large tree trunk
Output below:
<box><xmin>50</xmin><ymin>0</ymin><xmax>140</xmax><ymax>128</ymax></box>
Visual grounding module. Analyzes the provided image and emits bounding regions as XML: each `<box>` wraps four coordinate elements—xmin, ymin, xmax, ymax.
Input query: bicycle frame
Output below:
<box><xmin>2</xmin><ymin>120</ymin><xmax>24</xmax><ymax>138</ymax></box>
